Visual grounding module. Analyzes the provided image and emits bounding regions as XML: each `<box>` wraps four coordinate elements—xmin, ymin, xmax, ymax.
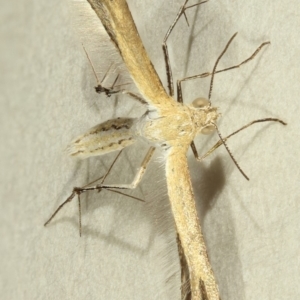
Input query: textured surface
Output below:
<box><xmin>1</xmin><ymin>0</ymin><xmax>300</xmax><ymax>299</ymax></box>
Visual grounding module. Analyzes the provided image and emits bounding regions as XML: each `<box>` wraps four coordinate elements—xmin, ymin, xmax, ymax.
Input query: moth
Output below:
<box><xmin>45</xmin><ymin>1</ymin><xmax>286</xmax><ymax>299</ymax></box>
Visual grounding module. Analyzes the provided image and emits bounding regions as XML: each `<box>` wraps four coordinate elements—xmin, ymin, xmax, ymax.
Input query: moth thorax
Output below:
<box><xmin>191</xmin><ymin>98</ymin><xmax>219</xmax><ymax>135</ymax></box>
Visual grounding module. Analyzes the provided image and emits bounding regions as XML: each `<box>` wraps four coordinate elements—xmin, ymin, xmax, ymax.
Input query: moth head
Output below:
<box><xmin>191</xmin><ymin>97</ymin><xmax>218</xmax><ymax>135</ymax></box>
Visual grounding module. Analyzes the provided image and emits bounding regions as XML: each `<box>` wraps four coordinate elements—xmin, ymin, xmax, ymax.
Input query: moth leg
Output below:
<box><xmin>44</xmin><ymin>150</ymin><xmax>123</xmax><ymax>227</ymax></box>
<box><xmin>77</xmin><ymin>146</ymin><xmax>155</xmax><ymax>192</ymax></box>
<box><xmin>176</xmin><ymin>35</ymin><xmax>272</xmax><ymax>163</ymax></box>
<box><xmin>177</xmin><ymin>36</ymin><xmax>270</xmax><ymax>103</ymax></box>
<box><xmin>82</xmin><ymin>32</ymin><xmax>148</xmax><ymax>103</ymax></box>
<box><xmin>94</xmin><ymin>68</ymin><xmax>133</xmax><ymax>97</ymax></box>
<box><xmin>163</xmin><ymin>0</ymin><xmax>208</xmax><ymax>97</ymax></box>
<box><xmin>71</xmin><ymin>147</ymin><xmax>155</xmax><ymax>235</ymax></box>
<box><xmin>94</xmin><ymin>68</ymin><xmax>141</xmax><ymax>99</ymax></box>
<box><xmin>82</xmin><ymin>45</ymin><xmax>117</xmax><ymax>96</ymax></box>
<box><xmin>120</xmin><ymin>90</ymin><xmax>148</xmax><ymax>105</ymax></box>
<box><xmin>44</xmin><ymin>148</ymin><xmax>149</xmax><ymax>235</ymax></box>
<box><xmin>96</xmin><ymin>74</ymin><xmax>145</xmax><ymax>100</ymax></box>
<box><xmin>191</xmin><ymin>118</ymin><xmax>286</xmax><ymax>161</ymax></box>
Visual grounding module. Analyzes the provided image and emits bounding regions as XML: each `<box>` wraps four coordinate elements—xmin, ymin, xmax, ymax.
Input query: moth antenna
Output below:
<box><xmin>213</xmin><ymin>123</ymin><xmax>250</xmax><ymax>180</ymax></box>
<box><xmin>208</xmin><ymin>32</ymin><xmax>238</xmax><ymax>102</ymax></box>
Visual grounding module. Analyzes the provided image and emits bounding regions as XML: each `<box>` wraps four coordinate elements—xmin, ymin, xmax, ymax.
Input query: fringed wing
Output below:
<box><xmin>166</xmin><ymin>148</ymin><xmax>220</xmax><ymax>299</ymax></box>
<box><xmin>86</xmin><ymin>0</ymin><xmax>175</xmax><ymax>111</ymax></box>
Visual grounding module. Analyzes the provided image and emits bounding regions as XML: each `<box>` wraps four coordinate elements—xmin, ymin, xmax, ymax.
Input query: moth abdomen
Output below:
<box><xmin>67</xmin><ymin>117</ymin><xmax>137</xmax><ymax>159</ymax></box>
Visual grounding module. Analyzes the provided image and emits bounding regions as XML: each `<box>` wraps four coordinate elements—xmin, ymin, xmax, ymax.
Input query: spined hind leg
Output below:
<box><xmin>44</xmin><ymin>147</ymin><xmax>155</xmax><ymax>236</ymax></box>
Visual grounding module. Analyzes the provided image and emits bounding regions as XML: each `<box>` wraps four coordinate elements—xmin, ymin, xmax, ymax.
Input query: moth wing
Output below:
<box><xmin>84</xmin><ymin>0</ymin><xmax>175</xmax><ymax>110</ymax></box>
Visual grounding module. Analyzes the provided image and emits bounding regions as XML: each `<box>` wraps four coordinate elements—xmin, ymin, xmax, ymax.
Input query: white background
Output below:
<box><xmin>1</xmin><ymin>0</ymin><xmax>300</xmax><ymax>299</ymax></box>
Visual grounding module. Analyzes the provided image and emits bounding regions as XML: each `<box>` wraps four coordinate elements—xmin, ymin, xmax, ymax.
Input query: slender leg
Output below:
<box><xmin>213</xmin><ymin>122</ymin><xmax>250</xmax><ymax>180</ymax></box>
<box><xmin>77</xmin><ymin>146</ymin><xmax>155</xmax><ymax>192</ymax></box>
<box><xmin>78</xmin><ymin>193</ymin><xmax>82</xmax><ymax>236</ymax></box>
<box><xmin>191</xmin><ymin>118</ymin><xmax>287</xmax><ymax>161</ymax></box>
<box><xmin>44</xmin><ymin>150</ymin><xmax>124</xmax><ymax>228</ymax></box>
<box><xmin>44</xmin><ymin>148</ymin><xmax>154</xmax><ymax>235</ymax></box>
<box><xmin>176</xmin><ymin>37</ymin><xmax>270</xmax><ymax>103</ymax></box>
<box><xmin>82</xmin><ymin>34</ymin><xmax>148</xmax><ymax>103</ymax></box>
<box><xmin>175</xmin><ymin>35</ymin><xmax>274</xmax><ymax>179</ymax></box>
<box><xmin>82</xmin><ymin>44</ymin><xmax>115</xmax><ymax>96</ymax></box>
<box><xmin>120</xmin><ymin>90</ymin><xmax>148</xmax><ymax>105</ymax></box>
<box><xmin>163</xmin><ymin>0</ymin><xmax>208</xmax><ymax>96</ymax></box>
<box><xmin>94</xmin><ymin>70</ymin><xmax>147</xmax><ymax>104</ymax></box>
<box><xmin>111</xmin><ymin>73</ymin><xmax>120</xmax><ymax>89</ymax></box>
<box><xmin>82</xmin><ymin>44</ymin><xmax>135</xmax><ymax>98</ymax></box>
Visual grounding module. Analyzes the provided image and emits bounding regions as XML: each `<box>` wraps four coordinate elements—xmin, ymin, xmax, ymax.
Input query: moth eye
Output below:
<box><xmin>201</xmin><ymin>125</ymin><xmax>215</xmax><ymax>135</ymax></box>
<box><xmin>192</xmin><ymin>97</ymin><xmax>210</xmax><ymax>108</ymax></box>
